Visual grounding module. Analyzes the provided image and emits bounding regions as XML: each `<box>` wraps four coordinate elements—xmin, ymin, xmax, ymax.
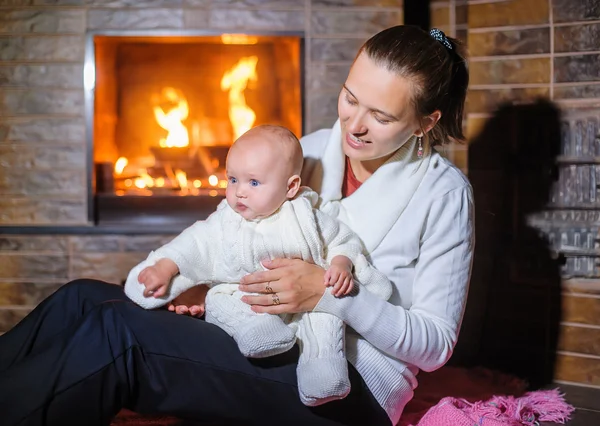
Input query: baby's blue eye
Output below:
<box><xmin>249</xmin><ymin>179</ymin><xmax>260</xmax><ymax>187</ymax></box>
<box><xmin>228</xmin><ymin>176</ymin><xmax>237</xmax><ymax>184</ymax></box>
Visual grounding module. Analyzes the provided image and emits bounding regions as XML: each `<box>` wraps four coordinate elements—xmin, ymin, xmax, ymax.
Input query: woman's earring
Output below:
<box><xmin>417</xmin><ymin>136</ymin><xmax>424</xmax><ymax>159</ymax></box>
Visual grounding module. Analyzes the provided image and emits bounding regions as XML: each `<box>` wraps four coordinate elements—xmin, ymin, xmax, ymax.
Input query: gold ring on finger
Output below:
<box><xmin>271</xmin><ymin>293</ymin><xmax>280</xmax><ymax>305</ymax></box>
<box><xmin>265</xmin><ymin>282</ymin><xmax>274</xmax><ymax>294</ymax></box>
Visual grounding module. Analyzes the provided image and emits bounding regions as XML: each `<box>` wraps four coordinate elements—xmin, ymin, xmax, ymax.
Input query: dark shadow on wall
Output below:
<box><xmin>451</xmin><ymin>99</ymin><xmax>563</xmax><ymax>389</ymax></box>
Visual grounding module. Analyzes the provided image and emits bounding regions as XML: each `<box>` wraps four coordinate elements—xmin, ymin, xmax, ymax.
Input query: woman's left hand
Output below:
<box><xmin>239</xmin><ymin>258</ymin><xmax>326</xmax><ymax>314</ymax></box>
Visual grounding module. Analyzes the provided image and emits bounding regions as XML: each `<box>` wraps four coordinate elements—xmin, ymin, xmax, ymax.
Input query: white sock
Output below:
<box><xmin>205</xmin><ymin>284</ymin><xmax>296</xmax><ymax>358</ymax></box>
<box><xmin>294</xmin><ymin>312</ymin><xmax>350</xmax><ymax>406</ymax></box>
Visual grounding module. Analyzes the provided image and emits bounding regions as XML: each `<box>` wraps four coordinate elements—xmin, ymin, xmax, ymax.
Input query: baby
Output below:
<box><xmin>124</xmin><ymin>124</ymin><xmax>391</xmax><ymax>406</ymax></box>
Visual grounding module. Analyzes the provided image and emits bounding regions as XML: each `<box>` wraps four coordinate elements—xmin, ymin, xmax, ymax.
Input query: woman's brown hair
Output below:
<box><xmin>359</xmin><ymin>25</ymin><xmax>469</xmax><ymax>146</ymax></box>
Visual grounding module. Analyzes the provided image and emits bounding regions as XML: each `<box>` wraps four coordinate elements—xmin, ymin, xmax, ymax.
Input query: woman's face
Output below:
<box><xmin>338</xmin><ymin>52</ymin><xmax>422</xmax><ymax>166</ymax></box>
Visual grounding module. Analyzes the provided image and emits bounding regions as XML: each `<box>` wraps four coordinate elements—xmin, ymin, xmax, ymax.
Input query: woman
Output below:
<box><xmin>0</xmin><ymin>25</ymin><xmax>473</xmax><ymax>426</ymax></box>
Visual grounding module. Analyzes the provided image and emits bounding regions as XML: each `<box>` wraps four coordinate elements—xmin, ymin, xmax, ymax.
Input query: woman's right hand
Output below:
<box><xmin>238</xmin><ymin>258</ymin><xmax>327</xmax><ymax>314</ymax></box>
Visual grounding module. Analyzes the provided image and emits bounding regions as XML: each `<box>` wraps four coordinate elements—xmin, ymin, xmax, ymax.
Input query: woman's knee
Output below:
<box><xmin>56</xmin><ymin>279</ymin><xmax>127</xmax><ymax>306</ymax></box>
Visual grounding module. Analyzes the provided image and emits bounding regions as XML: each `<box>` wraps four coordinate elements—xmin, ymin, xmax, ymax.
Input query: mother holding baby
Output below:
<box><xmin>0</xmin><ymin>25</ymin><xmax>473</xmax><ymax>426</ymax></box>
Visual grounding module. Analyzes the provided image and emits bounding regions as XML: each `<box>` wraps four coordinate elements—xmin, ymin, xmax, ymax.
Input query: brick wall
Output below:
<box><xmin>434</xmin><ymin>0</ymin><xmax>600</xmax><ymax>389</ymax></box>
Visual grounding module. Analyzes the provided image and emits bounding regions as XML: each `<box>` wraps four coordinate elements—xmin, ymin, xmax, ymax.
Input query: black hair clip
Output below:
<box><xmin>430</xmin><ymin>28</ymin><xmax>452</xmax><ymax>50</ymax></box>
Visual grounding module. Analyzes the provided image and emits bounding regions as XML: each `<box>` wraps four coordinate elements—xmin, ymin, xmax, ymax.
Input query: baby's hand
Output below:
<box><xmin>138</xmin><ymin>259</ymin><xmax>178</xmax><ymax>298</ymax></box>
<box><xmin>324</xmin><ymin>257</ymin><xmax>354</xmax><ymax>297</ymax></box>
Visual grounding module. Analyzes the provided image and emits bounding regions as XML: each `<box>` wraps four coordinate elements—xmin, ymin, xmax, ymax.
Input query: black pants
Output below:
<box><xmin>0</xmin><ymin>279</ymin><xmax>391</xmax><ymax>426</ymax></box>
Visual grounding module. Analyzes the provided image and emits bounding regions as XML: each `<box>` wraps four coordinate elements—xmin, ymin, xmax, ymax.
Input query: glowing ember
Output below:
<box><xmin>175</xmin><ymin>169</ymin><xmax>188</xmax><ymax>189</ymax></box>
<box><xmin>139</xmin><ymin>172</ymin><xmax>155</xmax><ymax>188</ymax></box>
<box><xmin>134</xmin><ymin>178</ymin><xmax>146</xmax><ymax>189</ymax></box>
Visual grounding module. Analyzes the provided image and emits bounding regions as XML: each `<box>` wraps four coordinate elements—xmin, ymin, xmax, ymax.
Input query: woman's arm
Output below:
<box><xmin>316</xmin><ymin>186</ymin><xmax>474</xmax><ymax>371</ymax></box>
<box><xmin>240</xmin><ymin>186</ymin><xmax>474</xmax><ymax>372</ymax></box>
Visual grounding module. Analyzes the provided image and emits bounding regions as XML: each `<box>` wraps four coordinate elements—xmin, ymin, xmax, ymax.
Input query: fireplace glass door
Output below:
<box><xmin>90</xmin><ymin>33</ymin><xmax>303</xmax><ymax>226</ymax></box>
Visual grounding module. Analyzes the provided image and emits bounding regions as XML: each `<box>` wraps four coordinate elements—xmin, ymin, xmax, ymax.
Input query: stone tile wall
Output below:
<box><xmin>0</xmin><ymin>1</ymin><xmax>404</xmax><ymax>331</ymax></box>
<box><xmin>0</xmin><ymin>233</ymin><xmax>176</xmax><ymax>331</ymax></box>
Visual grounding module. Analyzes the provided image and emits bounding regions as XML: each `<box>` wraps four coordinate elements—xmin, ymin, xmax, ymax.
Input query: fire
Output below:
<box><xmin>153</xmin><ymin>87</ymin><xmax>190</xmax><ymax>148</ymax></box>
<box><xmin>114</xmin><ymin>157</ymin><xmax>128</xmax><ymax>175</ymax></box>
<box><xmin>221</xmin><ymin>56</ymin><xmax>258</xmax><ymax>140</ymax></box>
<box><xmin>116</xmin><ymin>52</ymin><xmax>262</xmax><ymax>194</ymax></box>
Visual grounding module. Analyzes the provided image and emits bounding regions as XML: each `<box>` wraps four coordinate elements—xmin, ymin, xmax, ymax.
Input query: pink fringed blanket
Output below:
<box><xmin>410</xmin><ymin>389</ymin><xmax>574</xmax><ymax>426</ymax></box>
<box><xmin>398</xmin><ymin>367</ymin><xmax>574</xmax><ymax>426</ymax></box>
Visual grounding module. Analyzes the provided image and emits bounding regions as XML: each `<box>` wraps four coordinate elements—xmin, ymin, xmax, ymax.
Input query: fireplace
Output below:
<box><xmin>87</xmin><ymin>31</ymin><xmax>304</xmax><ymax>227</ymax></box>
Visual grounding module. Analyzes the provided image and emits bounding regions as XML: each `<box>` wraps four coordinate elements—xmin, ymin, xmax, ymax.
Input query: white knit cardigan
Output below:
<box><xmin>301</xmin><ymin>120</ymin><xmax>475</xmax><ymax>424</ymax></box>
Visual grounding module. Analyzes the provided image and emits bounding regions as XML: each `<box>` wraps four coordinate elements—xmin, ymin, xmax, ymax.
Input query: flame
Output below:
<box><xmin>221</xmin><ymin>56</ymin><xmax>258</xmax><ymax>140</ymax></box>
<box><xmin>153</xmin><ymin>87</ymin><xmax>190</xmax><ymax>148</ymax></box>
<box><xmin>208</xmin><ymin>175</ymin><xmax>219</xmax><ymax>187</ymax></box>
<box><xmin>115</xmin><ymin>157</ymin><xmax>128</xmax><ymax>175</ymax></box>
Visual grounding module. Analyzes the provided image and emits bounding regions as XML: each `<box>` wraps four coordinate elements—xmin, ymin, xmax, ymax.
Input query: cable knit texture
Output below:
<box><xmin>204</xmin><ymin>283</ymin><xmax>297</xmax><ymax>359</ymax></box>
<box><xmin>124</xmin><ymin>188</ymin><xmax>393</xmax><ymax>405</ymax></box>
<box><xmin>300</xmin><ymin>120</ymin><xmax>474</xmax><ymax>425</ymax></box>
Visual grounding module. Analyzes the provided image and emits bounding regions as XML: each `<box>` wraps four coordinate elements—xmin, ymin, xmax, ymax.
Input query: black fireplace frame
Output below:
<box><xmin>85</xmin><ymin>29</ymin><xmax>306</xmax><ymax>229</ymax></box>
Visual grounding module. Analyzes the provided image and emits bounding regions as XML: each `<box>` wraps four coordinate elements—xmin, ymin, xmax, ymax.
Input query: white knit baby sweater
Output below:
<box><xmin>124</xmin><ymin>189</ymin><xmax>391</xmax><ymax>309</ymax></box>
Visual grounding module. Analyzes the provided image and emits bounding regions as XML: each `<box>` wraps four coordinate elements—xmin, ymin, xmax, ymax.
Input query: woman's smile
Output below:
<box><xmin>345</xmin><ymin>132</ymin><xmax>370</xmax><ymax>150</ymax></box>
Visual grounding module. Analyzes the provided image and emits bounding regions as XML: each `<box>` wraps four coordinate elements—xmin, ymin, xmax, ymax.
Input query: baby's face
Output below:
<box><xmin>225</xmin><ymin>133</ymin><xmax>292</xmax><ymax>221</ymax></box>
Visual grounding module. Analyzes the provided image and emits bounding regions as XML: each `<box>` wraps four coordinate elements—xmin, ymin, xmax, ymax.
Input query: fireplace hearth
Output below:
<box><xmin>87</xmin><ymin>31</ymin><xmax>304</xmax><ymax>227</ymax></box>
